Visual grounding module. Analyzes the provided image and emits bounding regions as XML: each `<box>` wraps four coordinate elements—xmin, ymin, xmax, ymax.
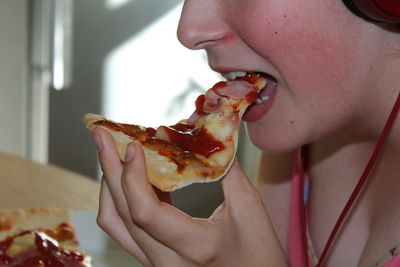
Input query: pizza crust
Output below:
<box><xmin>84</xmin><ymin>113</ymin><xmax>133</xmax><ymax>161</ymax></box>
<box><xmin>84</xmin><ymin>113</ymin><xmax>237</xmax><ymax>191</ymax></box>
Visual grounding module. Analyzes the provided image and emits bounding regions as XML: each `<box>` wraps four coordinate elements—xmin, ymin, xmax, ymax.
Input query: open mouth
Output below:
<box><xmin>222</xmin><ymin>71</ymin><xmax>277</xmax><ymax>105</ymax></box>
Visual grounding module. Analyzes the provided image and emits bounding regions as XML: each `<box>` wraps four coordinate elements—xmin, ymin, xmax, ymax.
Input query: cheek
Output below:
<box><xmin>277</xmin><ymin>33</ymin><xmax>355</xmax><ymax>106</ymax></box>
<box><xmin>235</xmin><ymin>4</ymin><xmax>366</xmax><ymax>151</ymax></box>
<box><xmin>236</xmin><ymin>2</ymin><xmax>360</xmax><ymax>103</ymax></box>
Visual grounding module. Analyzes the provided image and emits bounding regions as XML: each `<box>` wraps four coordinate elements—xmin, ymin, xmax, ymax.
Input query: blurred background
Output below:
<box><xmin>0</xmin><ymin>0</ymin><xmax>261</xmax><ymax>218</ymax></box>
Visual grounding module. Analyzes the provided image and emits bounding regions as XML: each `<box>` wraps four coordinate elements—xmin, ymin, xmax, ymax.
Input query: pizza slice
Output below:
<box><xmin>84</xmin><ymin>72</ymin><xmax>267</xmax><ymax>192</ymax></box>
<box><xmin>0</xmin><ymin>208</ymin><xmax>92</xmax><ymax>267</ymax></box>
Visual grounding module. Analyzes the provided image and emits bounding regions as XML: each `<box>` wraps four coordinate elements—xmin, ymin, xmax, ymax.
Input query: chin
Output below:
<box><xmin>245</xmin><ymin>124</ymin><xmax>305</xmax><ymax>154</ymax></box>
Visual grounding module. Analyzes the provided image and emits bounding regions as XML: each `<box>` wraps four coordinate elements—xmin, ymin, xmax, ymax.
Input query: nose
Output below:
<box><xmin>177</xmin><ymin>0</ymin><xmax>229</xmax><ymax>50</ymax></box>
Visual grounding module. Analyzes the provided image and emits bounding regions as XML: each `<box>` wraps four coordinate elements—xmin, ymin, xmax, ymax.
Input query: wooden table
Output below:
<box><xmin>0</xmin><ymin>153</ymin><xmax>146</xmax><ymax>266</ymax></box>
<box><xmin>0</xmin><ymin>152</ymin><xmax>100</xmax><ymax>210</ymax></box>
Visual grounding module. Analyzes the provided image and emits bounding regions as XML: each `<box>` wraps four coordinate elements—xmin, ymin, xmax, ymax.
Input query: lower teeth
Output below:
<box><xmin>255</xmin><ymin>95</ymin><xmax>270</xmax><ymax>104</ymax></box>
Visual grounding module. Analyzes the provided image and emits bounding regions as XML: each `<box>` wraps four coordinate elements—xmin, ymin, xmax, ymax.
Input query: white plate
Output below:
<box><xmin>71</xmin><ymin>211</ymin><xmax>143</xmax><ymax>267</ymax></box>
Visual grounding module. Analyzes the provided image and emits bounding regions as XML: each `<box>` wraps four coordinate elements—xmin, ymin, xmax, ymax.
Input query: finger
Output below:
<box><xmin>93</xmin><ymin>127</ymin><xmax>132</xmax><ymax>216</ymax></box>
<box><xmin>92</xmin><ymin>127</ymin><xmax>123</xmax><ymax>176</ymax></box>
<box><xmin>97</xmin><ymin>179</ymin><xmax>151</xmax><ymax>266</ymax></box>
<box><xmin>121</xmin><ymin>142</ymin><xmax>222</xmax><ymax>261</ymax></box>
<box><xmin>210</xmin><ymin>160</ymin><xmax>263</xmax><ymax>225</ymax></box>
<box><xmin>220</xmin><ymin>161</ymin><xmax>288</xmax><ymax>264</ymax></box>
<box><xmin>94</xmin><ymin>129</ymin><xmax>179</xmax><ymax>264</ymax></box>
<box><xmin>221</xmin><ymin>159</ymin><xmax>259</xmax><ymax>203</ymax></box>
<box><xmin>100</xmin><ymin>171</ymin><xmax>179</xmax><ymax>267</ymax></box>
<box><xmin>219</xmin><ymin>159</ymin><xmax>269</xmax><ymax>223</ymax></box>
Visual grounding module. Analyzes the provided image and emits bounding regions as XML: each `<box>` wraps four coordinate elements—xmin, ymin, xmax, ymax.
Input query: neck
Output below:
<box><xmin>309</xmin><ymin>90</ymin><xmax>400</xmax><ymax>212</ymax></box>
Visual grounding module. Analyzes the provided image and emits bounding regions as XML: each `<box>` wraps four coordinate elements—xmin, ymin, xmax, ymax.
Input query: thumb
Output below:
<box><xmin>220</xmin><ymin>159</ymin><xmax>272</xmax><ymax>231</ymax></box>
<box><xmin>221</xmin><ymin>159</ymin><xmax>258</xmax><ymax>204</ymax></box>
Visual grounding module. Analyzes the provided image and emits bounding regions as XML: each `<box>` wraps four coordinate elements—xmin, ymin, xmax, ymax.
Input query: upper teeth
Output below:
<box><xmin>222</xmin><ymin>71</ymin><xmax>248</xmax><ymax>81</ymax></box>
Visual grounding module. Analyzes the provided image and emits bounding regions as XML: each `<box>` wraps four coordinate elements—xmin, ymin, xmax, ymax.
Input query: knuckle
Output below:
<box><xmin>151</xmin><ymin>259</ymin><xmax>173</xmax><ymax>267</ymax></box>
<box><xmin>96</xmin><ymin>213</ymin><xmax>110</xmax><ymax>231</ymax></box>
<box><xmin>133</xmin><ymin>206</ymin><xmax>154</xmax><ymax>227</ymax></box>
<box><xmin>191</xmin><ymin>248</ymin><xmax>218</xmax><ymax>266</ymax></box>
<box><xmin>190</xmin><ymin>236</ymin><xmax>221</xmax><ymax>265</ymax></box>
<box><xmin>243</xmin><ymin>187</ymin><xmax>264</xmax><ymax>205</ymax></box>
<box><xmin>253</xmin><ymin>192</ymin><xmax>264</xmax><ymax>206</ymax></box>
<box><xmin>120</xmin><ymin>172</ymin><xmax>134</xmax><ymax>191</ymax></box>
<box><xmin>113</xmin><ymin>204</ymin><xmax>127</xmax><ymax>219</ymax></box>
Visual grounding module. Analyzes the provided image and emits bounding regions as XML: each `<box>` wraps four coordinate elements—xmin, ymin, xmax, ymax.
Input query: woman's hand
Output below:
<box><xmin>93</xmin><ymin>127</ymin><xmax>288</xmax><ymax>267</ymax></box>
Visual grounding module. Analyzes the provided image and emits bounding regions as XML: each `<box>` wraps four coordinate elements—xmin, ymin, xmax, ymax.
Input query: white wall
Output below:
<box><xmin>0</xmin><ymin>0</ymin><xmax>28</xmax><ymax>158</ymax></box>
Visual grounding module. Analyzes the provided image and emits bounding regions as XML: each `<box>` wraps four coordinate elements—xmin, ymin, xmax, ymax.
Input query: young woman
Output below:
<box><xmin>92</xmin><ymin>0</ymin><xmax>400</xmax><ymax>266</ymax></box>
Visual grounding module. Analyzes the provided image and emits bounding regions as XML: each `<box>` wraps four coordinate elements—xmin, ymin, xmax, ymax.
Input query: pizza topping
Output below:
<box><xmin>142</xmin><ymin>138</ymin><xmax>209</xmax><ymax>173</ymax></box>
<box><xmin>95</xmin><ymin>119</ymin><xmax>225</xmax><ymax>161</ymax></box>
<box><xmin>159</xmin><ymin>123</ymin><xmax>225</xmax><ymax>158</ymax></box>
<box><xmin>0</xmin><ymin>238</ymin><xmax>12</xmax><ymax>255</ymax></box>
<box><xmin>94</xmin><ymin>120</ymin><xmax>156</xmax><ymax>142</ymax></box>
<box><xmin>0</xmin><ymin>224</ymin><xmax>88</xmax><ymax>267</ymax></box>
<box><xmin>222</xmin><ymin>71</ymin><xmax>277</xmax><ymax>104</ymax></box>
<box><xmin>213</xmin><ymin>80</ymin><xmax>256</xmax><ymax>99</ymax></box>
<box><xmin>0</xmin><ymin>220</ymin><xmax>12</xmax><ymax>232</ymax></box>
<box><xmin>197</xmin><ymin>73</ymin><xmax>265</xmax><ymax>115</ymax></box>
<box><xmin>143</xmin><ymin>122</ymin><xmax>225</xmax><ymax>173</ymax></box>
<box><xmin>0</xmin><ymin>238</ymin><xmax>13</xmax><ymax>264</ymax></box>
<box><xmin>38</xmin><ymin>223</ymin><xmax>77</xmax><ymax>243</ymax></box>
<box><xmin>203</xmin><ymin>89</ymin><xmax>221</xmax><ymax>113</ymax></box>
<box><xmin>195</xmin><ymin>94</ymin><xmax>206</xmax><ymax>115</ymax></box>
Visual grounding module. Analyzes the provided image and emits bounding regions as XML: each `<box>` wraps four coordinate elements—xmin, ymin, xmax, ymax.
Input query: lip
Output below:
<box><xmin>242</xmin><ymin>78</ymin><xmax>277</xmax><ymax>122</ymax></box>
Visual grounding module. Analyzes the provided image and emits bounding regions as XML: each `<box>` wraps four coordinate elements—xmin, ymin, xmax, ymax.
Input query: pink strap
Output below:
<box><xmin>382</xmin><ymin>253</ymin><xmax>400</xmax><ymax>267</ymax></box>
<box><xmin>316</xmin><ymin>92</ymin><xmax>400</xmax><ymax>266</ymax></box>
<box><xmin>288</xmin><ymin>149</ymin><xmax>309</xmax><ymax>267</ymax></box>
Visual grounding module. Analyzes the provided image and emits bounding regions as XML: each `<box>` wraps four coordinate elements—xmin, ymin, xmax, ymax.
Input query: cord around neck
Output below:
<box><xmin>316</xmin><ymin>91</ymin><xmax>400</xmax><ymax>267</ymax></box>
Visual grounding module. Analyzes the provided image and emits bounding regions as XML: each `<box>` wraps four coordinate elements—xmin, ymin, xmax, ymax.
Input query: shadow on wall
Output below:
<box><xmin>48</xmin><ymin>0</ymin><xmax>181</xmax><ymax>178</ymax></box>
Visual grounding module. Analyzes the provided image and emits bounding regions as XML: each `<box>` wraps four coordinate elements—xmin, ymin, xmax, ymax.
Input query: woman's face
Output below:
<box><xmin>178</xmin><ymin>0</ymin><xmax>385</xmax><ymax>152</ymax></box>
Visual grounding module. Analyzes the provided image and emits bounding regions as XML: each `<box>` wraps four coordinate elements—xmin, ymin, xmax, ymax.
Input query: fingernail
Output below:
<box><xmin>93</xmin><ymin>134</ymin><xmax>103</xmax><ymax>152</ymax></box>
<box><xmin>125</xmin><ymin>143</ymin><xmax>136</xmax><ymax>162</ymax></box>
